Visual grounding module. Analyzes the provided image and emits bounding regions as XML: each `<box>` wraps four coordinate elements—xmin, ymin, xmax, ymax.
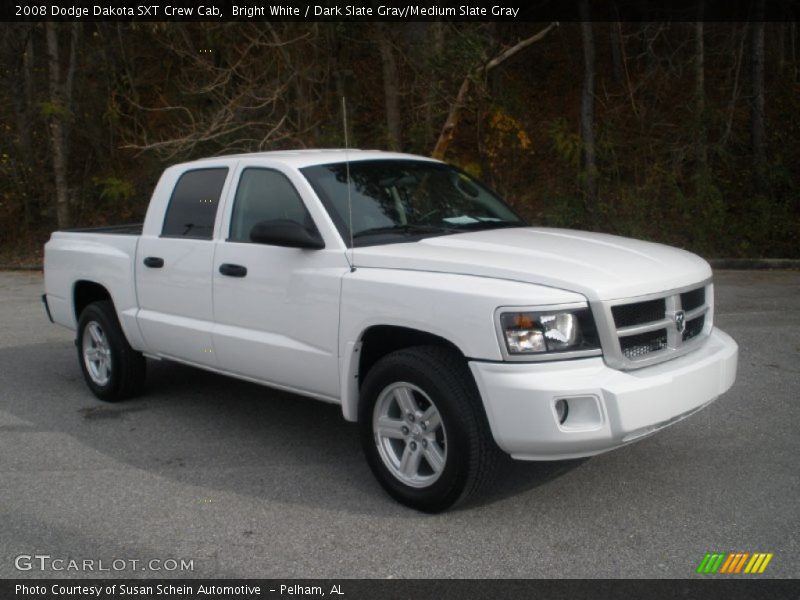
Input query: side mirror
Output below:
<box><xmin>249</xmin><ymin>219</ymin><xmax>325</xmax><ymax>249</ymax></box>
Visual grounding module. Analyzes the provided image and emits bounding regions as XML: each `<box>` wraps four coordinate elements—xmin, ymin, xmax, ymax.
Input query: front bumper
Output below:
<box><xmin>469</xmin><ymin>328</ymin><xmax>738</xmax><ymax>460</ymax></box>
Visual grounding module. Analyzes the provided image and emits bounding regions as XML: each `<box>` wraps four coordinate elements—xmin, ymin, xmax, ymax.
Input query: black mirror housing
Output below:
<box><xmin>249</xmin><ymin>219</ymin><xmax>325</xmax><ymax>249</ymax></box>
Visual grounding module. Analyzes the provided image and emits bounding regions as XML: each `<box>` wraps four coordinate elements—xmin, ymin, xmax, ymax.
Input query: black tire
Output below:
<box><xmin>76</xmin><ymin>300</ymin><xmax>146</xmax><ymax>402</ymax></box>
<box><xmin>359</xmin><ymin>345</ymin><xmax>503</xmax><ymax>512</ymax></box>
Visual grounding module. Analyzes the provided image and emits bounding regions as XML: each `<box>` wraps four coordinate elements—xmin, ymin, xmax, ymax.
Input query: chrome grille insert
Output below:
<box><xmin>620</xmin><ymin>328</ymin><xmax>669</xmax><ymax>360</ymax></box>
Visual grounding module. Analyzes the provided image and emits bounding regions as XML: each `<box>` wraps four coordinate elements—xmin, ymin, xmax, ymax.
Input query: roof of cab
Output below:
<box><xmin>183</xmin><ymin>149</ymin><xmax>441</xmax><ymax>169</ymax></box>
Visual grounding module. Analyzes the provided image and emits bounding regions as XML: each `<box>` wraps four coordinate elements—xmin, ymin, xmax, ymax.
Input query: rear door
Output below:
<box><xmin>211</xmin><ymin>164</ymin><xmax>349</xmax><ymax>399</ymax></box>
<box><xmin>135</xmin><ymin>166</ymin><xmax>231</xmax><ymax>365</ymax></box>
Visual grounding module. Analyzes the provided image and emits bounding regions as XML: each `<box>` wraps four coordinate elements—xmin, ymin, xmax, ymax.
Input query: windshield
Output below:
<box><xmin>301</xmin><ymin>159</ymin><xmax>526</xmax><ymax>247</ymax></box>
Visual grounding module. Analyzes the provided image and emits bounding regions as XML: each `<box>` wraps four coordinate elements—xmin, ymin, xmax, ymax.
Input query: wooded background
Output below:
<box><xmin>1</xmin><ymin>18</ymin><xmax>798</xmax><ymax>264</ymax></box>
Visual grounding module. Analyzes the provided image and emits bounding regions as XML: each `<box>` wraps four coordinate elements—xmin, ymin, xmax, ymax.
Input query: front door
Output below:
<box><xmin>212</xmin><ymin>166</ymin><xmax>349</xmax><ymax>399</ymax></box>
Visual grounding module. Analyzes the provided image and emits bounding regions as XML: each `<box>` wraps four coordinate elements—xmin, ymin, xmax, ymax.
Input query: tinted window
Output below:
<box><xmin>229</xmin><ymin>168</ymin><xmax>311</xmax><ymax>242</ymax></box>
<box><xmin>301</xmin><ymin>160</ymin><xmax>524</xmax><ymax>247</ymax></box>
<box><xmin>161</xmin><ymin>168</ymin><xmax>228</xmax><ymax>239</ymax></box>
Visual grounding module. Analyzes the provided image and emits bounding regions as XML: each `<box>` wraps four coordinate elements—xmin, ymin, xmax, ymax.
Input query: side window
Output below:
<box><xmin>161</xmin><ymin>168</ymin><xmax>228</xmax><ymax>239</ymax></box>
<box><xmin>229</xmin><ymin>168</ymin><xmax>311</xmax><ymax>242</ymax></box>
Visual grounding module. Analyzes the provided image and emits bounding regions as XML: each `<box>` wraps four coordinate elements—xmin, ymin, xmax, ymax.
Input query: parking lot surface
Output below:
<box><xmin>0</xmin><ymin>270</ymin><xmax>797</xmax><ymax>578</ymax></box>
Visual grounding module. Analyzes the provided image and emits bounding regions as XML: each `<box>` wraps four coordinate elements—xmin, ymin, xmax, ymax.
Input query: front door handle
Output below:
<box><xmin>219</xmin><ymin>263</ymin><xmax>247</xmax><ymax>278</ymax></box>
<box><xmin>143</xmin><ymin>256</ymin><xmax>164</xmax><ymax>268</ymax></box>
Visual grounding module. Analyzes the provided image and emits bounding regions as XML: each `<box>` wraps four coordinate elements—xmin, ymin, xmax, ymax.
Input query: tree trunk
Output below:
<box><xmin>694</xmin><ymin>13</ymin><xmax>707</xmax><ymax>174</ymax></box>
<box><xmin>266</xmin><ymin>23</ymin><xmax>313</xmax><ymax>145</ymax></box>
<box><xmin>751</xmin><ymin>8</ymin><xmax>766</xmax><ymax>191</ymax></box>
<box><xmin>610</xmin><ymin>21</ymin><xmax>623</xmax><ymax>83</ymax></box>
<box><xmin>64</xmin><ymin>23</ymin><xmax>80</xmax><ymax>143</ymax></box>
<box><xmin>46</xmin><ymin>23</ymin><xmax>71</xmax><ymax>229</ymax></box>
<box><xmin>721</xmin><ymin>24</ymin><xmax>747</xmax><ymax>149</ymax></box>
<box><xmin>423</xmin><ymin>22</ymin><xmax>445</xmax><ymax>147</ymax></box>
<box><xmin>778</xmin><ymin>23</ymin><xmax>786</xmax><ymax>73</ymax></box>
<box><xmin>21</xmin><ymin>29</ymin><xmax>35</xmax><ymax>156</ymax></box>
<box><xmin>377</xmin><ymin>27</ymin><xmax>402</xmax><ymax>151</ymax></box>
<box><xmin>45</xmin><ymin>23</ymin><xmax>80</xmax><ymax>229</ymax></box>
<box><xmin>579</xmin><ymin>5</ymin><xmax>598</xmax><ymax>211</ymax></box>
<box><xmin>431</xmin><ymin>77</ymin><xmax>472</xmax><ymax>160</ymax></box>
<box><xmin>14</xmin><ymin>27</ymin><xmax>37</xmax><ymax>224</ymax></box>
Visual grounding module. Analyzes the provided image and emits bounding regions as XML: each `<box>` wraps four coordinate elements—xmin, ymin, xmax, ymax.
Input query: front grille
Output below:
<box><xmin>601</xmin><ymin>282</ymin><xmax>712</xmax><ymax>369</ymax></box>
<box><xmin>620</xmin><ymin>329</ymin><xmax>669</xmax><ymax>359</ymax></box>
<box><xmin>683</xmin><ymin>315</ymin><xmax>705</xmax><ymax>341</ymax></box>
<box><xmin>680</xmin><ymin>287</ymin><xmax>706</xmax><ymax>312</ymax></box>
<box><xmin>611</xmin><ymin>298</ymin><xmax>665</xmax><ymax>328</ymax></box>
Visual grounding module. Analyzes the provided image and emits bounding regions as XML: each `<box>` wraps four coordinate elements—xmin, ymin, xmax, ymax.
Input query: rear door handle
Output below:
<box><xmin>143</xmin><ymin>256</ymin><xmax>164</xmax><ymax>268</ymax></box>
<box><xmin>219</xmin><ymin>263</ymin><xmax>247</xmax><ymax>278</ymax></box>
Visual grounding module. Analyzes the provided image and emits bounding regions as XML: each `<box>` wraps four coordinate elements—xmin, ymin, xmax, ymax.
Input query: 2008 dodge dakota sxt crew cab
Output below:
<box><xmin>43</xmin><ymin>150</ymin><xmax>738</xmax><ymax>511</ymax></box>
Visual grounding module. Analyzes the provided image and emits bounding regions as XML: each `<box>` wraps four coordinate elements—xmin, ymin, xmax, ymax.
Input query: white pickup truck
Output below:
<box><xmin>43</xmin><ymin>150</ymin><xmax>738</xmax><ymax>511</ymax></box>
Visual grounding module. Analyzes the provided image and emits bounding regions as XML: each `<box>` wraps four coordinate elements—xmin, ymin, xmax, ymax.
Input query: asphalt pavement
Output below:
<box><xmin>0</xmin><ymin>270</ymin><xmax>797</xmax><ymax>578</ymax></box>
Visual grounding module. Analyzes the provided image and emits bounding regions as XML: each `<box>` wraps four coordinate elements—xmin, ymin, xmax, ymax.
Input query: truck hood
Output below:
<box><xmin>352</xmin><ymin>227</ymin><xmax>711</xmax><ymax>301</ymax></box>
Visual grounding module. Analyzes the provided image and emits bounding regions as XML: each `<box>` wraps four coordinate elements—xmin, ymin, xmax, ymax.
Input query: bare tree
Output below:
<box><xmin>431</xmin><ymin>22</ymin><xmax>558</xmax><ymax>160</ymax></box>
<box><xmin>792</xmin><ymin>22</ymin><xmax>798</xmax><ymax>82</ymax></box>
<box><xmin>266</xmin><ymin>22</ymin><xmax>321</xmax><ymax>145</ymax></box>
<box><xmin>610</xmin><ymin>21</ymin><xmax>623</xmax><ymax>83</ymax></box>
<box><xmin>121</xmin><ymin>24</ymin><xmax>318</xmax><ymax>158</ymax></box>
<box><xmin>45</xmin><ymin>22</ymin><xmax>80</xmax><ymax>229</ymax></box>
<box><xmin>579</xmin><ymin>4</ymin><xmax>598</xmax><ymax>210</ymax></box>
<box><xmin>751</xmin><ymin>6</ymin><xmax>766</xmax><ymax>190</ymax></box>
<box><xmin>720</xmin><ymin>23</ymin><xmax>747</xmax><ymax>148</ymax></box>
<box><xmin>694</xmin><ymin>6</ymin><xmax>707</xmax><ymax>173</ymax></box>
<box><xmin>422</xmin><ymin>22</ymin><xmax>447</xmax><ymax>148</ymax></box>
<box><xmin>3</xmin><ymin>25</ymin><xmax>38</xmax><ymax>225</ymax></box>
<box><xmin>376</xmin><ymin>24</ymin><xmax>402</xmax><ymax>151</ymax></box>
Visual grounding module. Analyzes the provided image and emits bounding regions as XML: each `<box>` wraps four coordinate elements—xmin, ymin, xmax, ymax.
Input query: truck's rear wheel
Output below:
<box><xmin>359</xmin><ymin>346</ymin><xmax>502</xmax><ymax>512</ymax></box>
<box><xmin>77</xmin><ymin>300</ymin><xmax>145</xmax><ymax>401</ymax></box>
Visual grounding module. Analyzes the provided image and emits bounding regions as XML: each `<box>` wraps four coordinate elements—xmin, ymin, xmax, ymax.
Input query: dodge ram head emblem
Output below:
<box><xmin>674</xmin><ymin>310</ymin><xmax>686</xmax><ymax>333</ymax></box>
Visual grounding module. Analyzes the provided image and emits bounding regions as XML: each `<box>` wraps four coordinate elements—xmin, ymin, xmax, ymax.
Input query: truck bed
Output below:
<box><xmin>44</xmin><ymin>227</ymin><xmax>141</xmax><ymax>333</ymax></box>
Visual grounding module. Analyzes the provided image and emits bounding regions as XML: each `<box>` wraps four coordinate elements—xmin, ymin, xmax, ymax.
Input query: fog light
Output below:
<box><xmin>555</xmin><ymin>399</ymin><xmax>569</xmax><ymax>425</ymax></box>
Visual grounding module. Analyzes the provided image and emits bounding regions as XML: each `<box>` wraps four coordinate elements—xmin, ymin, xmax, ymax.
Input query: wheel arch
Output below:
<box><xmin>340</xmin><ymin>324</ymin><xmax>470</xmax><ymax>422</ymax></box>
<box><xmin>73</xmin><ymin>280</ymin><xmax>113</xmax><ymax>322</ymax></box>
<box><xmin>71</xmin><ymin>280</ymin><xmax>143</xmax><ymax>351</ymax></box>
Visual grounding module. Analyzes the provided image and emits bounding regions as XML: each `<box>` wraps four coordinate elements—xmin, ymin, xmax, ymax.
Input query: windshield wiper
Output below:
<box><xmin>451</xmin><ymin>219</ymin><xmax>525</xmax><ymax>231</ymax></box>
<box><xmin>352</xmin><ymin>224</ymin><xmax>453</xmax><ymax>238</ymax></box>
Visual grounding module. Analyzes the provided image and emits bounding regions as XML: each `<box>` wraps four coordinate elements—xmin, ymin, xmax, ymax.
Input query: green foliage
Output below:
<box><xmin>540</xmin><ymin>194</ymin><xmax>587</xmax><ymax>229</ymax></box>
<box><xmin>93</xmin><ymin>177</ymin><xmax>136</xmax><ymax>205</ymax></box>
<box><xmin>315</xmin><ymin>123</ymin><xmax>347</xmax><ymax>149</ymax></box>
<box><xmin>459</xmin><ymin>162</ymin><xmax>483</xmax><ymax>179</ymax></box>
<box><xmin>547</xmin><ymin>118</ymin><xmax>581</xmax><ymax>168</ymax></box>
<box><xmin>39</xmin><ymin>101</ymin><xmax>67</xmax><ymax>118</ymax></box>
<box><xmin>688</xmin><ymin>172</ymin><xmax>726</xmax><ymax>254</ymax></box>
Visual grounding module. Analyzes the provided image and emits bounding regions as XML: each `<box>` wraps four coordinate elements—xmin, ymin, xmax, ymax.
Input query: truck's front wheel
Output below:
<box><xmin>77</xmin><ymin>301</ymin><xmax>146</xmax><ymax>402</ymax></box>
<box><xmin>359</xmin><ymin>346</ymin><xmax>501</xmax><ymax>512</ymax></box>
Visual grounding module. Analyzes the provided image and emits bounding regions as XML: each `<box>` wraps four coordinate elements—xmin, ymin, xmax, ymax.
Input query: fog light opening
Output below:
<box><xmin>555</xmin><ymin>399</ymin><xmax>569</xmax><ymax>425</ymax></box>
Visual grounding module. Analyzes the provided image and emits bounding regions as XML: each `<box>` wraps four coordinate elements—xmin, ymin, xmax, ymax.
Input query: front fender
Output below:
<box><xmin>337</xmin><ymin>268</ymin><xmax>584</xmax><ymax>421</ymax></box>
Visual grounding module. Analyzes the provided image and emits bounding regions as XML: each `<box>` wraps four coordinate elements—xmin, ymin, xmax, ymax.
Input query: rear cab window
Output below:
<box><xmin>161</xmin><ymin>168</ymin><xmax>229</xmax><ymax>239</ymax></box>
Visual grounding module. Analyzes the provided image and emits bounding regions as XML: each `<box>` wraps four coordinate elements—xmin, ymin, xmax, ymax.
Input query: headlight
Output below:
<box><xmin>497</xmin><ymin>308</ymin><xmax>601</xmax><ymax>358</ymax></box>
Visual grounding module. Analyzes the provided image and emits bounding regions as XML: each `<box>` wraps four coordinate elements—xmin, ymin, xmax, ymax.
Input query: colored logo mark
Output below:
<box><xmin>696</xmin><ymin>552</ymin><xmax>773</xmax><ymax>574</ymax></box>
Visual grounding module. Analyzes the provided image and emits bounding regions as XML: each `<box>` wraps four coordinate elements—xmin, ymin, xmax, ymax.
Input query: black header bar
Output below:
<box><xmin>3</xmin><ymin>0</ymin><xmax>800</xmax><ymax>22</ymax></box>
